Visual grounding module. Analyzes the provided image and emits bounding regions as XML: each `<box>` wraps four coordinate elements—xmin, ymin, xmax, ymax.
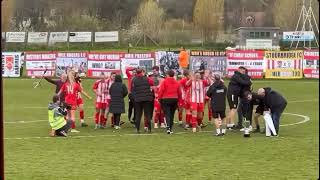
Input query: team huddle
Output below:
<box><xmin>47</xmin><ymin>65</ymin><xmax>287</xmax><ymax>137</ymax></box>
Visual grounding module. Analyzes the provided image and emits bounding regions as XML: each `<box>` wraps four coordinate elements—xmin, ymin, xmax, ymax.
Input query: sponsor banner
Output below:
<box><xmin>155</xmin><ymin>51</ymin><xmax>181</xmax><ymax>76</ymax></box>
<box><xmin>49</xmin><ymin>32</ymin><xmax>68</xmax><ymax>43</ymax></box>
<box><xmin>303</xmin><ymin>50</ymin><xmax>319</xmax><ymax>78</ymax></box>
<box><xmin>69</xmin><ymin>32</ymin><xmax>92</xmax><ymax>42</ymax></box>
<box><xmin>27</xmin><ymin>32</ymin><xmax>48</xmax><ymax>43</ymax></box>
<box><xmin>265</xmin><ymin>51</ymin><xmax>303</xmax><ymax>79</ymax></box>
<box><xmin>95</xmin><ymin>31</ymin><xmax>119</xmax><ymax>42</ymax></box>
<box><xmin>2</xmin><ymin>52</ymin><xmax>21</xmax><ymax>77</ymax></box>
<box><xmin>226</xmin><ymin>50</ymin><xmax>265</xmax><ymax>78</ymax></box>
<box><xmin>190</xmin><ymin>50</ymin><xmax>227</xmax><ymax>76</ymax></box>
<box><xmin>87</xmin><ymin>52</ymin><xmax>123</xmax><ymax>78</ymax></box>
<box><xmin>6</xmin><ymin>32</ymin><xmax>26</xmax><ymax>42</ymax></box>
<box><xmin>283</xmin><ymin>31</ymin><xmax>315</xmax><ymax>41</ymax></box>
<box><xmin>56</xmin><ymin>52</ymin><xmax>88</xmax><ymax>77</ymax></box>
<box><xmin>122</xmin><ymin>53</ymin><xmax>155</xmax><ymax>78</ymax></box>
<box><xmin>246</xmin><ymin>39</ymin><xmax>273</xmax><ymax>49</ymax></box>
<box><xmin>25</xmin><ymin>52</ymin><xmax>56</xmax><ymax>77</ymax></box>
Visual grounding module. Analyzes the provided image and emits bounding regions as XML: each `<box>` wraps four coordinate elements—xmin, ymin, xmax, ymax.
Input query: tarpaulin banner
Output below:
<box><xmin>27</xmin><ymin>32</ymin><xmax>48</xmax><ymax>43</ymax></box>
<box><xmin>25</xmin><ymin>52</ymin><xmax>56</xmax><ymax>77</ymax></box>
<box><xmin>2</xmin><ymin>52</ymin><xmax>21</xmax><ymax>77</ymax></box>
<box><xmin>190</xmin><ymin>50</ymin><xmax>226</xmax><ymax>76</ymax></box>
<box><xmin>265</xmin><ymin>51</ymin><xmax>303</xmax><ymax>79</ymax></box>
<box><xmin>303</xmin><ymin>50</ymin><xmax>319</xmax><ymax>79</ymax></box>
<box><xmin>155</xmin><ymin>51</ymin><xmax>180</xmax><ymax>76</ymax></box>
<box><xmin>87</xmin><ymin>52</ymin><xmax>123</xmax><ymax>78</ymax></box>
<box><xmin>226</xmin><ymin>50</ymin><xmax>265</xmax><ymax>78</ymax></box>
<box><xmin>56</xmin><ymin>52</ymin><xmax>88</xmax><ymax>77</ymax></box>
<box><xmin>122</xmin><ymin>53</ymin><xmax>155</xmax><ymax>78</ymax></box>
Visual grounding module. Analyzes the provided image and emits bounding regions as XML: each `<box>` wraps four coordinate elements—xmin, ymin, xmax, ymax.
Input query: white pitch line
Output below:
<box><xmin>280</xmin><ymin>113</ymin><xmax>310</xmax><ymax>127</ymax></box>
<box><xmin>4</xmin><ymin>112</ymin><xmax>311</xmax><ymax>140</ymax></box>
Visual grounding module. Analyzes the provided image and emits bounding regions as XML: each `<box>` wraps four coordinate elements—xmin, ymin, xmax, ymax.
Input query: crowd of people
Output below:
<box><xmin>47</xmin><ymin>47</ymin><xmax>287</xmax><ymax>137</ymax></box>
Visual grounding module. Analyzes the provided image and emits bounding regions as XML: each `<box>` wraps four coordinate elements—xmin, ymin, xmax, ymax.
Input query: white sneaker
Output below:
<box><xmin>192</xmin><ymin>128</ymin><xmax>197</xmax><ymax>133</ymax></box>
<box><xmin>144</xmin><ymin>127</ymin><xmax>148</xmax><ymax>132</ymax></box>
<box><xmin>70</xmin><ymin>129</ymin><xmax>80</xmax><ymax>133</ymax></box>
<box><xmin>160</xmin><ymin>123</ymin><xmax>166</xmax><ymax>128</ymax></box>
<box><xmin>154</xmin><ymin>123</ymin><xmax>159</xmax><ymax>129</ymax></box>
<box><xmin>115</xmin><ymin>126</ymin><xmax>120</xmax><ymax>130</ymax></box>
<box><xmin>240</xmin><ymin>128</ymin><xmax>245</xmax><ymax>132</ymax></box>
<box><xmin>249</xmin><ymin>125</ymin><xmax>253</xmax><ymax>132</ymax></box>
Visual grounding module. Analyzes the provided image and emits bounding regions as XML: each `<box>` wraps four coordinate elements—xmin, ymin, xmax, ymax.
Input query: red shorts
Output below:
<box><xmin>184</xmin><ymin>101</ymin><xmax>191</xmax><ymax>110</ymax></box>
<box><xmin>96</xmin><ymin>102</ymin><xmax>107</xmax><ymax>109</ymax></box>
<box><xmin>154</xmin><ymin>100</ymin><xmax>161</xmax><ymax>111</ymax></box>
<box><xmin>190</xmin><ymin>102</ymin><xmax>204</xmax><ymax>112</ymax></box>
<box><xmin>77</xmin><ymin>98</ymin><xmax>83</xmax><ymax>105</ymax></box>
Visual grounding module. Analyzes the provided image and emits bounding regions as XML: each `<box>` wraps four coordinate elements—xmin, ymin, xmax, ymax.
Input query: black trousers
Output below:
<box><xmin>161</xmin><ymin>98</ymin><xmax>178</xmax><ymax>131</ymax></box>
<box><xmin>55</xmin><ymin>120</ymin><xmax>72</xmax><ymax>136</ymax></box>
<box><xmin>134</xmin><ymin>101</ymin><xmax>153</xmax><ymax>131</ymax></box>
<box><xmin>237</xmin><ymin>98</ymin><xmax>253</xmax><ymax>127</ymax></box>
<box><xmin>128</xmin><ymin>94</ymin><xmax>135</xmax><ymax>122</ymax></box>
<box><xmin>113</xmin><ymin>113</ymin><xmax>121</xmax><ymax>126</ymax></box>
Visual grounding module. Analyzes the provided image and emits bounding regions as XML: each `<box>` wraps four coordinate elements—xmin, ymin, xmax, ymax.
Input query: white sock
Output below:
<box><xmin>80</xmin><ymin>119</ymin><xmax>84</xmax><ymax>123</ymax></box>
<box><xmin>216</xmin><ymin>129</ymin><xmax>221</xmax><ymax>134</ymax></box>
<box><xmin>221</xmin><ymin>129</ymin><xmax>226</xmax><ymax>134</ymax></box>
<box><xmin>227</xmin><ymin>124</ymin><xmax>231</xmax><ymax>128</ymax></box>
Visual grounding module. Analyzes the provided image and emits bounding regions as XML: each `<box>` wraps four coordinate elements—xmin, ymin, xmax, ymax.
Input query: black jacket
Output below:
<box><xmin>109</xmin><ymin>82</ymin><xmax>128</xmax><ymax>114</ymax></box>
<box><xmin>206</xmin><ymin>81</ymin><xmax>227</xmax><ymax>112</ymax></box>
<box><xmin>263</xmin><ymin>87</ymin><xmax>287</xmax><ymax>111</ymax></box>
<box><xmin>240</xmin><ymin>74</ymin><xmax>252</xmax><ymax>98</ymax></box>
<box><xmin>228</xmin><ymin>71</ymin><xmax>252</xmax><ymax>96</ymax></box>
<box><xmin>131</xmin><ymin>76</ymin><xmax>154</xmax><ymax>102</ymax></box>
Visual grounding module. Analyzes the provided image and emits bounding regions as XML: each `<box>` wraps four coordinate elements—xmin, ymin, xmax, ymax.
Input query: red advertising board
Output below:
<box><xmin>303</xmin><ymin>50</ymin><xmax>319</xmax><ymax>78</ymax></box>
<box><xmin>25</xmin><ymin>52</ymin><xmax>56</xmax><ymax>77</ymax></box>
<box><xmin>226</xmin><ymin>50</ymin><xmax>265</xmax><ymax>78</ymax></box>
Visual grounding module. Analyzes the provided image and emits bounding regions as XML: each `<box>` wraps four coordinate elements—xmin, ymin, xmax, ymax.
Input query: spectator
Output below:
<box><xmin>131</xmin><ymin>68</ymin><xmax>154</xmax><ymax>133</ymax></box>
<box><xmin>109</xmin><ymin>75</ymin><xmax>128</xmax><ymax>130</ymax></box>
<box><xmin>158</xmin><ymin>70</ymin><xmax>181</xmax><ymax>134</ymax></box>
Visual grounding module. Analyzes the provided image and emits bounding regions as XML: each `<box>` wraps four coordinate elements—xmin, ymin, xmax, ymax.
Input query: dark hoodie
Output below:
<box><xmin>228</xmin><ymin>71</ymin><xmax>252</xmax><ymax>95</ymax></box>
<box><xmin>263</xmin><ymin>87</ymin><xmax>287</xmax><ymax>111</ymax></box>
<box><xmin>207</xmin><ymin>80</ymin><xmax>227</xmax><ymax>112</ymax></box>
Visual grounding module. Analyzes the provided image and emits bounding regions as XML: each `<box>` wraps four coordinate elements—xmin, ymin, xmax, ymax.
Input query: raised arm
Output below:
<box><xmin>45</xmin><ymin>77</ymin><xmax>57</xmax><ymax>85</ymax></box>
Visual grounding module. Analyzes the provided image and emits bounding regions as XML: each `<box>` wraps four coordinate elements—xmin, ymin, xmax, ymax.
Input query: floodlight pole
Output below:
<box><xmin>290</xmin><ymin>0</ymin><xmax>319</xmax><ymax>49</ymax></box>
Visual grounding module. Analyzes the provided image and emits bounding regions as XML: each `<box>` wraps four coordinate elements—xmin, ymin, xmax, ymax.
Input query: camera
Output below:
<box><xmin>60</xmin><ymin>102</ymin><xmax>72</xmax><ymax>110</ymax></box>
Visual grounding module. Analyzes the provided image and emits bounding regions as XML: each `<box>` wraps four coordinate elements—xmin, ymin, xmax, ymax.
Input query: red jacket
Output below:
<box><xmin>158</xmin><ymin>77</ymin><xmax>181</xmax><ymax>99</ymax></box>
<box><xmin>126</xmin><ymin>67</ymin><xmax>136</xmax><ymax>92</ymax></box>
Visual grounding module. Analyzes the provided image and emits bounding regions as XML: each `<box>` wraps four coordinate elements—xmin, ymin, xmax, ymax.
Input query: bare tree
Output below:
<box><xmin>273</xmin><ymin>0</ymin><xmax>301</xmax><ymax>31</ymax></box>
<box><xmin>134</xmin><ymin>0</ymin><xmax>165</xmax><ymax>45</ymax></box>
<box><xmin>193</xmin><ymin>0</ymin><xmax>224</xmax><ymax>43</ymax></box>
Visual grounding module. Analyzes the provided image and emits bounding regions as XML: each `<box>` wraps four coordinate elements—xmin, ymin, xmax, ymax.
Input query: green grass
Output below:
<box><xmin>3</xmin><ymin>78</ymin><xmax>319</xmax><ymax>180</ymax></box>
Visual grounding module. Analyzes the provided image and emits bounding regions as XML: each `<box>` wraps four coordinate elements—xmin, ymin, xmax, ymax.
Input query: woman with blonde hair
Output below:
<box><xmin>58</xmin><ymin>70</ymin><xmax>91</xmax><ymax>133</ymax></box>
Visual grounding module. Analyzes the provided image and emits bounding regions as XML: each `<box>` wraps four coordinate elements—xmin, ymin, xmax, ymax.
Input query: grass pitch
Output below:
<box><xmin>3</xmin><ymin>78</ymin><xmax>319</xmax><ymax>180</ymax></box>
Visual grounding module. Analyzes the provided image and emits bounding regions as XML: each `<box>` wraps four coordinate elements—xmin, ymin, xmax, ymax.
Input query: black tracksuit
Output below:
<box><xmin>227</xmin><ymin>71</ymin><xmax>252</xmax><ymax>109</ymax></box>
<box><xmin>131</xmin><ymin>76</ymin><xmax>154</xmax><ymax>132</ymax></box>
<box><xmin>263</xmin><ymin>87</ymin><xmax>287</xmax><ymax>134</ymax></box>
<box><xmin>237</xmin><ymin>73</ymin><xmax>253</xmax><ymax>127</ymax></box>
<box><xmin>206</xmin><ymin>81</ymin><xmax>227</xmax><ymax>119</ymax></box>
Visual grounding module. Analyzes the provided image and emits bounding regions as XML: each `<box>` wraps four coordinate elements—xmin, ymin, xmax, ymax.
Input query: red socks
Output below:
<box><xmin>95</xmin><ymin>112</ymin><xmax>99</xmax><ymax>124</ymax></box>
<box><xmin>178</xmin><ymin>111</ymin><xmax>183</xmax><ymax>122</ymax></box>
<box><xmin>71</xmin><ymin>121</ymin><xmax>76</xmax><ymax>129</ymax></box>
<box><xmin>191</xmin><ymin>116</ymin><xmax>197</xmax><ymax>128</ymax></box>
<box><xmin>80</xmin><ymin>110</ymin><xmax>84</xmax><ymax>120</ymax></box>
<box><xmin>186</xmin><ymin>114</ymin><xmax>192</xmax><ymax>125</ymax></box>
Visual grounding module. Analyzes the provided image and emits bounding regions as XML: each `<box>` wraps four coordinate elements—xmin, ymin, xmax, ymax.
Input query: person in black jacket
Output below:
<box><xmin>206</xmin><ymin>74</ymin><xmax>227</xmax><ymax>136</ymax></box>
<box><xmin>44</xmin><ymin>73</ymin><xmax>67</xmax><ymax>102</ymax></box>
<box><xmin>226</xmin><ymin>66</ymin><xmax>252</xmax><ymax>129</ymax></box>
<box><xmin>237</xmin><ymin>69</ymin><xmax>253</xmax><ymax>131</ymax></box>
<box><xmin>131</xmin><ymin>69</ymin><xmax>154</xmax><ymax>133</ymax></box>
<box><xmin>244</xmin><ymin>91</ymin><xmax>266</xmax><ymax>133</ymax></box>
<box><xmin>257</xmin><ymin>87</ymin><xmax>287</xmax><ymax>135</ymax></box>
<box><xmin>109</xmin><ymin>75</ymin><xmax>128</xmax><ymax>130</ymax></box>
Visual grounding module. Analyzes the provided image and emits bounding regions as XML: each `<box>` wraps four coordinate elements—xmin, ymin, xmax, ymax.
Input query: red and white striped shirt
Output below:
<box><xmin>188</xmin><ymin>80</ymin><xmax>208</xmax><ymax>103</ymax></box>
<box><xmin>96</xmin><ymin>79</ymin><xmax>113</xmax><ymax>103</ymax></box>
